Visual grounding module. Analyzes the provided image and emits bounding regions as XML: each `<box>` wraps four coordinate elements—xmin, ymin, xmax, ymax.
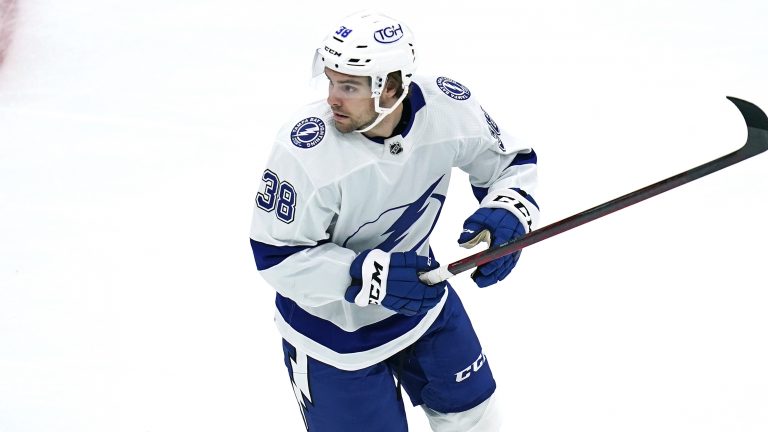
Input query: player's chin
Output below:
<box><xmin>332</xmin><ymin>118</ymin><xmax>356</xmax><ymax>133</ymax></box>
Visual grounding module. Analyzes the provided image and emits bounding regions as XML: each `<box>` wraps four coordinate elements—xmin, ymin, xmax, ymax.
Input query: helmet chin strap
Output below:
<box><xmin>355</xmin><ymin>87</ymin><xmax>410</xmax><ymax>134</ymax></box>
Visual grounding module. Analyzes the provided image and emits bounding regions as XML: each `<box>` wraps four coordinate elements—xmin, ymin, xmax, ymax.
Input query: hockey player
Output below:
<box><xmin>250</xmin><ymin>11</ymin><xmax>539</xmax><ymax>432</ymax></box>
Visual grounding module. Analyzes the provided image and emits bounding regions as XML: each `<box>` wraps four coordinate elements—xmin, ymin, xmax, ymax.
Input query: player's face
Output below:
<box><xmin>324</xmin><ymin>68</ymin><xmax>377</xmax><ymax>133</ymax></box>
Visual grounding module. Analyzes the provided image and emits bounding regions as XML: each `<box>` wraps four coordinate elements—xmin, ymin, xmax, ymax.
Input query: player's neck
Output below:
<box><xmin>362</xmin><ymin>102</ymin><xmax>404</xmax><ymax>139</ymax></box>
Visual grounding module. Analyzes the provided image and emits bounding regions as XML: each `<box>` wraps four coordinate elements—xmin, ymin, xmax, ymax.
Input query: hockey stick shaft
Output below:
<box><xmin>420</xmin><ymin>96</ymin><xmax>768</xmax><ymax>284</ymax></box>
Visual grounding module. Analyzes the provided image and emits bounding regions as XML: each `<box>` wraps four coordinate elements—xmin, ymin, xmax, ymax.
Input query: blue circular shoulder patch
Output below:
<box><xmin>436</xmin><ymin>77</ymin><xmax>471</xmax><ymax>101</ymax></box>
<box><xmin>290</xmin><ymin>117</ymin><xmax>326</xmax><ymax>148</ymax></box>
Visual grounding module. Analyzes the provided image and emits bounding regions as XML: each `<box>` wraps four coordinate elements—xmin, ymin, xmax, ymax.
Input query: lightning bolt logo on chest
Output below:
<box><xmin>343</xmin><ymin>175</ymin><xmax>446</xmax><ymax>252</ymax></box>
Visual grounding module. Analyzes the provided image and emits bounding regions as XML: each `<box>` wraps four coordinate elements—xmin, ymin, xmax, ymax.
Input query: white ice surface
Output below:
<box><xmin>1</xmin><ymin>1</ymin><xmax>767</xmax><ymax>431</ymax></box>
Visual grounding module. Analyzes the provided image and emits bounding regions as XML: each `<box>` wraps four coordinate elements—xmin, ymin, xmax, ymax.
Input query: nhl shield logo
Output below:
<box><xmin>389</xmin><ymin>142</ymin><xmax>403</xmax><ymax>155</ymax></box>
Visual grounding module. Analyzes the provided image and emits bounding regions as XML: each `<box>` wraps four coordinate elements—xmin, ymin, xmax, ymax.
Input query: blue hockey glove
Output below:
<box><xmin>458</xmin><ymin>188</ymin><xmax>540</xmax><ymax>287</ymax></box>
<box><xmin>345</xmin><ymin>249</ymin><xmax>447</xmax><ymax>316</ymax></box>
<box><xmin>457</xmin><ymin>207</ymin><xmax>527</xmax><ymax>288</ymax></box>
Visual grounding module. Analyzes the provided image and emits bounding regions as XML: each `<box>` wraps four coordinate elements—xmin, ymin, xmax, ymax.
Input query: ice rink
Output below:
<box><xmin>1</xmin><ymin>1</ymin><xmax>767</xmax><ymax>431</ymax></box>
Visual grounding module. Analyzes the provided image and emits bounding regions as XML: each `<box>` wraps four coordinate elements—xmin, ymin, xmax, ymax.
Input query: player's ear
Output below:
<box><xmin>383</xmin><ymin>71</ymin><xmax>403</xmax><ymax>100</ymax></box>
<box><xmin>382</xmin><ymin>80</ymin><xmax>396</xmax><ymax>100</ymax></box>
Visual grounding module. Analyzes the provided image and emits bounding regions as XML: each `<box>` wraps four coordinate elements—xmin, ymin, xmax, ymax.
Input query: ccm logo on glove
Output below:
<box><xmin>346</xmin><ymin>249</ymin><xmax>446</xmax><ymax>316</ymax></box>
<box><xmin>492</xmin><ymin>194</ymin><xmax>533</xmax><ymax>231</ymax></box>
<box><xmin>482</xmin><ymin>188</ymin><xmax>540</xmax><ymax>233</ymax></box>
<box><xmin>367</xmin><ymin>261</ymin><xmax>384</xmax><ymax>303</ymax></box>
<box><xmin>358</xmin><ymin>249</ymin><xmax>390</xmax><ymax>306</ymax></box>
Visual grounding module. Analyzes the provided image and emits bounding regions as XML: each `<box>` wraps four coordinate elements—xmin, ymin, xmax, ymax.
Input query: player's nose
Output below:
<box><xmin>327</xmin><ymin>90</ymin><xmax>342</xmax><ymax>107</ymax></box>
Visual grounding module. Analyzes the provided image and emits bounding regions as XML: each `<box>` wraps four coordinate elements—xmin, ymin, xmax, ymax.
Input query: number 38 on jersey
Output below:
<box><xmin>256</xmin><ymin>169</ymin><xmax>297</xmax><ymax>224</ymax></box>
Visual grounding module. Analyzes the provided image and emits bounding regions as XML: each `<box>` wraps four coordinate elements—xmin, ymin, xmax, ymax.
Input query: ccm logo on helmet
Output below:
<box><xmin>374</xmin><ymin>24</ymin><xmax>404</xmax><ymax>44</ymax></box>
<box><xmin>324</xmin><ymin>46</ymin><xmax>342</xmax><ymax>57</ymax></box>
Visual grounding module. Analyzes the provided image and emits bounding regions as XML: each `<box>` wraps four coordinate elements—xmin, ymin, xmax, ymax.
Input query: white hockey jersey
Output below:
<box><xmin>250</xmin><ymin>75</ymin><xmax>539</xmax><ymax>371</ymax></box>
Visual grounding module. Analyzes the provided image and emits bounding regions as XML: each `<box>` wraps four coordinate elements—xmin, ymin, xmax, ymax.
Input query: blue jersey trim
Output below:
<box><xmin>511</xmin><ymin>149</ymin><xmax>538</xmax><ymax>166</ymax></box>
<box><xmin>365</xmin><ymin>82</ymin><xmax>426</xmax><ymax>145</ymax></box>
<box><xmin>250</xmin><ymin>239</ymin><xmax>329</xmax><ymax>271</ymax></box>
<box><xmin>400</xmin><ymin>82</ymin><xmax>426</xmax><ymax>138</ymax></box>
<box><xmin>472</xmin><ymin>186</ymin><xmax>540</xmax><ymax>209</ymax></box>
<box><xmin>470</xmin><ymin>150</ymin><xmax>538</xmax><ymax>203</ymax></box>
<box><xmin>276</xmin><ymin>292</ymin><xmax>432</xmax><ymax>353</ymax></box>
<box><xmin>471</xmin><ymin>185</ymin><xmax>490</xmax><ymax>203</ymax></box>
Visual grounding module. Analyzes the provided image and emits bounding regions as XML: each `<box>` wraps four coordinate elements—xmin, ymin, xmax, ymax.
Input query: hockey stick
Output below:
<box><xmin>420</xmin><ymin>96</ymin><xmax>768</xmax><ymax>285</ymax></box>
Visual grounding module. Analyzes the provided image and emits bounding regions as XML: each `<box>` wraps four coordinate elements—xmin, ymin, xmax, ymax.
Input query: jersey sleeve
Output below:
<box><xmin>249</xmin><ymin>142</ymin><xmax>356</xmax><ymax>307</ymax></box>
<box><xmin>456</xmin><ymin>103</ymin><xmax>541</xmax><ymax>232</ymax></box>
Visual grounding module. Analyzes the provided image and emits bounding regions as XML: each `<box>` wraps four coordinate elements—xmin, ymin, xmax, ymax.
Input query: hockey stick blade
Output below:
<box><xmin>420</xmin><ymin>96</ymin><xmax>768</xmax><ymax>285</ymax></box>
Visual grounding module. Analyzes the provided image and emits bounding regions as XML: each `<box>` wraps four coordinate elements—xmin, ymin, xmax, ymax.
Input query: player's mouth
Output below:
<box><xmin>332</xmin><ymin>111</ymin><xmax>349</xmax><ymax>121</ymax></box>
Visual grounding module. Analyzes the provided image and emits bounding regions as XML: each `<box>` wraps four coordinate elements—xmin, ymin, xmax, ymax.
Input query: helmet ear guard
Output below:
<box><xmin>312</xmin><ymin>11</ymin><xmax>418</xmax><ymax>132</ymax></box>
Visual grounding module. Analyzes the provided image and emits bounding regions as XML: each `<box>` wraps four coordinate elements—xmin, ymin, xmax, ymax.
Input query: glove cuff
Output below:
<box><xmin>354</xmin><ymin>249</ymin><xmax>390</xmax><ymax>307</ymax></box>
<box><xmin>480</xmin><ymin>189</ymin><xmax>540</xmax><ymax>233</ymax></box>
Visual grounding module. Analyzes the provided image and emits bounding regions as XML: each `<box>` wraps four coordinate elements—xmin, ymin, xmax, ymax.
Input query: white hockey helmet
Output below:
<box><xmin>312</xmin><ymin>11</ymin><xmax>418</xmax><ymax>132</ymax></box>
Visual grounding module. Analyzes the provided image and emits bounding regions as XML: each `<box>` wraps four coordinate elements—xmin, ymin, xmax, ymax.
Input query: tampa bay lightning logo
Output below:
<box><xmin>436</xmin><ymin>77</ymin><xmax>471</xmax><ymax>101</ymax></box>
<box><xmin>481</xmin><ymin>106</ymin><xmax>505</xmax><ymax>151</ymax></box>
<box><xmin>343</xmin><ymin>176</ymin><xmax>446</xmax><ymax>252</ymax></box>
<box><xmin>290</xmin><ymin>117</ymin><xmax>326</xmax><ymax>149</ymax></box>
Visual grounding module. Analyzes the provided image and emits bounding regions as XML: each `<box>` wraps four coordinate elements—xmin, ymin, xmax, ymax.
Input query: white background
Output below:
<box><xmin>1</xmin><ymin>1</ymin><xmax>767</xmax><ymax>431</ymax></box>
